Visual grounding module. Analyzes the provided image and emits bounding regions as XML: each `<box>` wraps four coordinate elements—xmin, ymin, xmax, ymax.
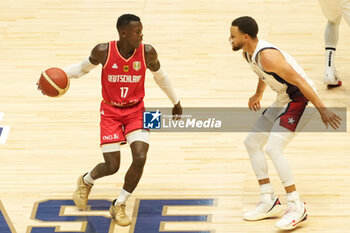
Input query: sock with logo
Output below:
<box><xmin>324</xmin><ymin>20</ymin><xmax>339</xmax><ymax>68</ymax></box>
<box><xmin>325</xmin><ymin>48</ymin><xmax>336</xmax><ymax>68</ymax></box>
<box><xmin>115</xmin><ymin>189</ymin><xmax>132</xmax><ymax>206</ymax></box>
<box><xmin>83</xmin><ymin>172</ymin><xmax>95</xmax><ymax>185</ymax></box>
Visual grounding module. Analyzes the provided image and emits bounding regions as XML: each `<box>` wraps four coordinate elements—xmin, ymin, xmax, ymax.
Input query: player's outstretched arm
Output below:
<box><xmin>145</xmin><ymin>44</ymin><xmax>182</xmax><ymax>120</ymax></box>
<box><xmin>259</xmin><ymin>49</ymin><xmax>342</xmax><ymax>130</ymax></box>
<box><xmin>63</xmin><ymin>43</ymin><xmax>109</xmax><ymax>79</ymax></box>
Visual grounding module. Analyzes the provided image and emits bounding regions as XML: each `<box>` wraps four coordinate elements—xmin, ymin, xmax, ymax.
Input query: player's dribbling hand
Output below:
<box><xmin>36</xmin><ymin>81</ymin><xmax>46</xmax><ymax>96</ymax></box>
<box><xmin>172</xmin><ymin>101</ymin><xmax>182</xmax><ymax>120</ymax></box>
<box><xmin>319</xmin><ymin>108</ymin><xmax>342</xmax><ymax>130</ymax></box>
<box><xmin>248</xmin><ymin>94</ymin><xmax>262</xmax><ymax>111</ymax></box>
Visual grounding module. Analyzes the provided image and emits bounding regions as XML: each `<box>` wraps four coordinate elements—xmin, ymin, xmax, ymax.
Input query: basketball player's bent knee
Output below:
<box><xmin>244</xmin><ymin>135</ymin><xmax>258</xmax><ymax>150</ymax></box>
<box><xmin>105</xmin><ymin>154</ymin><xmax>120</xmax><ymax>174</ymax></box>
<box><xmin>264</xmin><ymin>134</ymin><xmax>287</xmax><ymax>158</ymax></box>
<box><xmin>127</xmin><ymin>130</ymin><xmax>149</xmax><ymax>168</ymax></box>
<box><xmin>132</xmin><ymin>153</ymin><xmax>147</xmax><ymax>168</ymax></box>
<box><xmin>244</xmin><ymin>132</ymin><xmax>267</xmax><ymax>151</ymax></box>
<box><xmin>265</xmin><ymin>144</ymin><xmax>279</xmax><ymax>159</ymax></box>
<box><xmin>100</xmin><ymin>147</ymin><xmax>120</xmax><ymax>175</ymax></box>
<box><xmin>100</xmin><ymin>144</ymin><xmax>121</xmax><ymax>175</ymax></box>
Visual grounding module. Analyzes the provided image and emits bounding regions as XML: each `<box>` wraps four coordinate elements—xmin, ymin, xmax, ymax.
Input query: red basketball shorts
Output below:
<box><xmin>100</xmin><ymin>100</ymin><xmax>145</xmax><ymax>146</ymax></box>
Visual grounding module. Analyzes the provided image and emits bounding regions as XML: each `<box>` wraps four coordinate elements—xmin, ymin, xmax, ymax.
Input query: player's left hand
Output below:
<box><xmin>172</xmin><ymin>101</ymin><xmax>182</xmax><ymax>120</ymax></box>
<box><xmin>319</xmin><ymin>108</ymin><xmax>342</xmax><ymax>130</ymax></box>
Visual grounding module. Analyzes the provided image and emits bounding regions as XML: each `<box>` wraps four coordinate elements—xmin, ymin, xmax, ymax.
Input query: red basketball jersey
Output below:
<box><xmin>101</xmin><ymin>41</ymin><xmax>146</xmax><ymax>106</ymax></box>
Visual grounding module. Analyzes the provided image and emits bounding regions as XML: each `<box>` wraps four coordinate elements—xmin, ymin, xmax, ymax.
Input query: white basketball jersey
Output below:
<box><xmin>244</xmin><ymin>39</ymin><xmax>316</xmax><ymax>104</ymax></box>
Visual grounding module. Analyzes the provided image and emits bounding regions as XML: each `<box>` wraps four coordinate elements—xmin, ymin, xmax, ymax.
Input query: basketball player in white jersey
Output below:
<box><xmin>229</xmin><ymin>16</ymin><xmax>341</xmax><ymax>230</ymax></box>
<box><xmin>318</xmin><ymin>0</ymin><xmax>350</xmax><ymax>87</ymax></box>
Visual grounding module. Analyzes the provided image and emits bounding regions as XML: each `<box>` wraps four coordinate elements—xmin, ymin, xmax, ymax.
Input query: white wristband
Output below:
<box><xmin>152</xmin><ymin>67</ymin><xmax>179</xmax><ymax>105</ymax></box>
<box><xmin>63</xmin><ymin>57</ymin><xmax>97</xmax><ymax>79</ymax></box>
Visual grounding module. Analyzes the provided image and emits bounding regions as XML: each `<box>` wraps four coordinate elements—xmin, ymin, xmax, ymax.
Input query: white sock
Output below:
<box><xmin>286</xmin><ymin>191</ymin><xmax>303</xmax><ymax>211</ymax></box>
<box><xmin>260</xmin><ymin>183</ymin><xmax>274</xmax><ymax>203</ymax></box>
<box><xmin>286</xmin><ymin>191</ymin><xmax>300</xmax><ymax>202</ymax></box>
<box><xmin>83</xmin><ymin>172</ymin><xmax>95</xmax><ymax>185</ymax></box>
<box><xmin>260</xmin><ymin>183</ymin><xmax>273</xmax><ymax>194</ymax></box>
<box><xmin>115</xmin><ymin>189</ymin><xmax>131</xmax><ymax>206</ymax></box>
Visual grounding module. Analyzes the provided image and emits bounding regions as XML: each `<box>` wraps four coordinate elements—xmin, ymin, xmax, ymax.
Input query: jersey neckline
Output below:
<box><xmin>115</xmin><ymin>41</ymin><xmax>139</xmax><ymax>62</ymax></box>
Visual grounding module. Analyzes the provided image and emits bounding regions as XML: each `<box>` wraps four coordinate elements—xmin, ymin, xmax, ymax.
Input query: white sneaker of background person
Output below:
<box><xmin>324</xmin><ymin>65</ymin><xmax>342</xmax><ymax>87</ymax></box>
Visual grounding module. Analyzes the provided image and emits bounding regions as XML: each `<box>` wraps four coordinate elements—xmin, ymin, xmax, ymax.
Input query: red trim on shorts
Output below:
<box><xmin>100</xmin><ymin>140</ymin><xmax>127</xmax><ymax>147</ymax></box>
<box><xmin>102</xmin><ymin>99</ymin><xmax>141</xmax><ymax>108</ymax></box>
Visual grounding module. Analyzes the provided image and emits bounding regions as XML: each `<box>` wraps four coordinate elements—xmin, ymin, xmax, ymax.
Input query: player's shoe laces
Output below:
<box><xmin>73</xmin><ymin>174</ymin><xmax>93</xmax><ymax>210</ymax></box>
<box><xmin>275</xmin><ymin>200</ymin><xmax>308</xmax><ymax>230</ymax></box>
<box><xmin>243</xmin><ymin>195</ymin><xmax>283</xmax><ymax>221</ymax></box>
<box><xmin>109</xmin><ymin>201</ymin><xmax>131</xmax><ymax>226</ymax></box>
<box><xmin>324</xmin><ymin>67</ymin><xmax>342</xmax><ymax>87</ymax></box>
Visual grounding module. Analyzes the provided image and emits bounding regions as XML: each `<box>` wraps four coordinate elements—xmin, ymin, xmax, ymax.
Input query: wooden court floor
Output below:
<box><xmin>0</xmin><ymin>0</ymin><xmax>349</xmax><ymax>232</ymax></box>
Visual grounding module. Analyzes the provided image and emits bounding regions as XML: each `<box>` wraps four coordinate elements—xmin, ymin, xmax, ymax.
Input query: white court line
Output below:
<box><xmin>0</xmin><ymin>113</ymin><xmax>10</xmax><ymax>144</ymax></box>
<box><xmin>0</xmin><ymin>126</ymin><xmax>10</xmax><ymax>144</ymax></box>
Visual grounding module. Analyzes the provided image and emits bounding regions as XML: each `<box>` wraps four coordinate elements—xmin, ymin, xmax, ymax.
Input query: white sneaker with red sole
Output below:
<box><xmin>324</xmin><ymin>67</ymin><xmax>342</xmax><ymax>88</ymax></box>
<box><xmin>243</xmin><ymin>196</ymin><xmax>283</xmax><ymax>221</ymax></box>
<box><xmin>275</xmin><ymin>200</ymin><xmax>308</xmax><ymax>230</ymax></box>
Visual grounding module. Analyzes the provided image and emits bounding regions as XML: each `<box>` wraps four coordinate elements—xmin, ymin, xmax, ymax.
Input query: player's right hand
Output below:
<box><xmin>172</xmin><ymin>101</ymin><xmax>182</xmax><ymax>120</ymax></box>
<box><xmin>319</xmin><ymin>108</ymin><xmax>342</xmax><ymax>130</ymax></box>
<box><xmin>248</xmin><ymin>94</ymin><xmax>262</xmax><ymax>111</ymax></box>
<box><xmin>36</xmin><ymin>80</ymin><xmax>46</xmax><ymax>96</ymax></box>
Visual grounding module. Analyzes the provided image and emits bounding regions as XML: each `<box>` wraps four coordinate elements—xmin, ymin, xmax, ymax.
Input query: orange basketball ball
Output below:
<box><xmin>39</xmin><ymin>67</ymin><xmax>70</xmax><ymax>97</ymax></box>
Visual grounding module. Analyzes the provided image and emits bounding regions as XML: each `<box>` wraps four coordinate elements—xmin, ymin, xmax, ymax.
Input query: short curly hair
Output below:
<box><xmin>117</xmin><ymin>14</ymin><xmax>141</xmax><ymax>30</ymax></box>
<box><xmin>231</xmin><ymin>16</ymin><xmax>259</xmax><ymax>38</ymax></box>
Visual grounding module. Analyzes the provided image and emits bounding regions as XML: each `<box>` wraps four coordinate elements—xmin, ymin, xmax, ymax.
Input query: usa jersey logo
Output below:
<box><xmin>143</xmin><ymin>110</ymin><xmax>161</xmax><ymax>129</ymax></box>
<box><xmin>133</xmin><ymin>61</ymin><xmax>141</xmax><ymax>71</ymax></box>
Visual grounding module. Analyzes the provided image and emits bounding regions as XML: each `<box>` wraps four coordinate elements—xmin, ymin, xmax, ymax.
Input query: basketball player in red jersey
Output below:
<box><xmin>229</xmin><ymin>16</ymin><xmax>341</xmax><ymax>230</ymax></box>
<box><xmin>38</xmin><ymin>14</ymin><xmax>182</xmax><ymax>226</ymax></box>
